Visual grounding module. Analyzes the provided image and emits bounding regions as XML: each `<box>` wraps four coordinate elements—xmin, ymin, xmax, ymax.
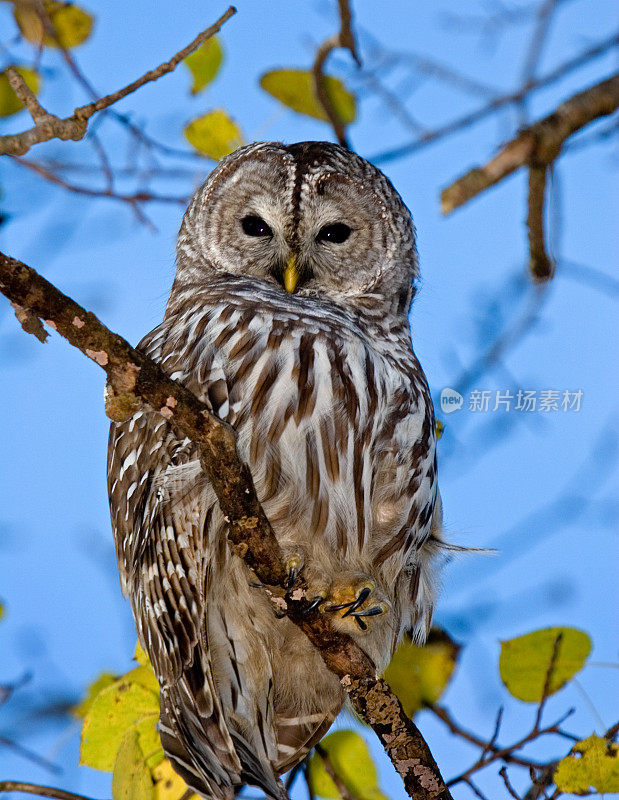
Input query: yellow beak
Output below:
<box><xmin>283</xmin><ymin>254</ymin><xmax>299</xmax><ymax>293</ymax></box>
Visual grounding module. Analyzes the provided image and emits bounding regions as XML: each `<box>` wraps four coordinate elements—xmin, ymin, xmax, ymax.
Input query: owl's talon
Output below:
<box><xmin>302</xmin><ymin>595</ymin><xmax>325</xmax><ymax>615</ymax></box>
<box><xmin>284</xmin><ymin>553</ymin><xmax>304</xmax><ymax>590</ymax></box>
<box><xmin>322</xmin><ymin>583</ymin><xmax>387</xmax><ymax>632</ymax></box>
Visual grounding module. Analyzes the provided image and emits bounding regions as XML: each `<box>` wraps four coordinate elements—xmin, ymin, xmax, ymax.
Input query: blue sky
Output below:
<box><xmin>0</xmin><ymin>1</ymin><xmax>617</xmax><ymax>798</ymax></box>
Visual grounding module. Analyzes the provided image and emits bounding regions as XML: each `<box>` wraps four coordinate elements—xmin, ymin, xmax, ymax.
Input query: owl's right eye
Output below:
<box><xmin>241</xmin><ymin>215</ymin><xmax>273</xmax><ymax>237</ymax></box>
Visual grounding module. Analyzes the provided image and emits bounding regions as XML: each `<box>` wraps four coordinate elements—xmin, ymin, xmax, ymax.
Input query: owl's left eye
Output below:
<box><xmin>316</xmin><ymin>223</ymin><xmax>351</xmax><ymax>244</ymax></box>
<box><xmin>241</xmin><ymin>215</ymin><xmax>273</xmax><ymax>237</ymax></box>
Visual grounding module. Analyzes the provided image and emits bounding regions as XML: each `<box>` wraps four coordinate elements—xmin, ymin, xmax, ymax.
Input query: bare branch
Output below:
<box><xmin>0</xmin><ymin>782</ymin><xmax>102</xmax><ymax>800</ymax></box>
<box><xmin>371</xmin><ymin>34</ymin><xmax>618</xmax><ymax>163</ymax></box>
<box><xmin>500</xmin><ymin>766</ymin><xmax>524</xmax><ymax>799</ymax></box>
<box><xmin>312</xmin><ymin>0</ymin><xmax>360</xmax><ymax>147</ymax></box>
<box><xmin>534</xmin><ymin>631</ymin><xmax>563</xmax><ymax>730</ymax></box>
<box><xmin>527</xmin><ymin>165</ymin><xmax>553</xmax><ymax>281</ymax></box>
<box><xmin>314</xmin><ymin>744</ymin><xmax>358</xmax><ymax>800</ymax></box>
<box><xmin>5</xmin><ymin>66</ymin><xmax>49</xmax><ymax>123</ymax></box>
<box><xmin>441</xmin><ymin>74</ymin><xmax>619</xmax><ymax>214</ymax></box>
<box><xmin>0</xmin><ymin>251</ymin><xmax>452</xmax><ymax>800</ymax></box>
<box><xmin>0</xmin><ymin>7</ymin><xmax>236</xmax><ymax>156</ymax></box>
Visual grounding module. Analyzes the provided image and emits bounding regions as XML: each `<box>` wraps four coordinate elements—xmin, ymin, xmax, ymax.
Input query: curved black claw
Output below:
<box><xmin>302</xmin><ymin>596</ymin><xmax>325</xmax><ymax>615</ymax></box>
<box><xmin>284</xmin><ymin>554</ymin><xmax>304</xmax><ymax>590</ymax></box>
<box><xmin>351</xmin><ymin>604</ymin><xmax>385</xmax><ymax>630</ymax></box>
<box><xmin>326</xmin><ymin>586</ymin><xmax>372</xmax><ymax>616</ymax></box>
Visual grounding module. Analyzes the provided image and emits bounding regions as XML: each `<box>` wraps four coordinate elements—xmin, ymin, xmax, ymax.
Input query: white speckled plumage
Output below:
<box><xmin>108</xmin><ymin>141</ymin><xmax>442</xmax><ymax>799</ymax></box>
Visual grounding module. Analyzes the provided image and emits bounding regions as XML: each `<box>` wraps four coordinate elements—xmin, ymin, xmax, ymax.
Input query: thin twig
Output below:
<box><xmin>11</xmin><ymin>156</ymin><xmax>189</xmax><ymax>207</ymax></box>
<box><xmin>534</xmin><ymin>632</ymin><xmax>563</xmax><ymax>730</ymax></box>
<box><xmin>314</xmin><ymin>744</ymin><xmax>358</xmax><ymax>800</ymax></box>
<box><xmin>0</xmin><ymin>7</ymin><xmax>236</xmax><ymax>156</ymax></box>
<box><xmin>500</xmin><ymin>767</ymin><xmax>523</xmax><ymax>799</ymax></box>
<box><xmin>312</xmin><ymin>0</ymin><xmax>360</xmax><ymax>146</ymax></box>
<box><xmin>371</xmin><ymin>34</ymin><xmax>618</xmax><ymax>163</ymax></box>
<box><xmin>527</xmin><ymin>164</ymin><xmax>553</xmax><ymax>281</ymax></box>
<box><xmin>0</xmin><ymin>251</ymin><xmax>452</xmax><ymax>800</ymax></box>
<box><xmin>0</xmin><ymin>782</ymin><xmax>101</xmax><ymax>800</ymax></box>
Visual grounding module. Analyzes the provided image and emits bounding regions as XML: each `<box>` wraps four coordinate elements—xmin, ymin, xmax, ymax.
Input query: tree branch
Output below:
<box><xmin>0</xmin><ymin>251</ymin><xmax>452</xmax><ymax>800</ymax></box>
<box><xmin>0</xmin><ymin>782</ymin><xmax>101</xmax><ymax>800</ymax></box>
<box><xmin>312</xmin><ymin>0</ymin><xmax>360</xmax><ymax>147</ymax></box>
<box><xmin>440</xmin><ymin>73</ymin><xmax>619</xmax><ymax>214</ymax></box>
<box><xmin>0</xmin><ymin>7</ymin><xmax>236</xmax><ymax>156</ymax></box>
<box><xmin>314</xmin><ymin>744</ymin><xmax>358</xmax><ymax>800</ymax></box>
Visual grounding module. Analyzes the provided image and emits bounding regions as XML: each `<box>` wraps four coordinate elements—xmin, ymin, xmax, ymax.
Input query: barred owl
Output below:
<box><xmin>108</xmin><ymin>141</ymin><xmax>442</xmax><ymax>799</ymax></box>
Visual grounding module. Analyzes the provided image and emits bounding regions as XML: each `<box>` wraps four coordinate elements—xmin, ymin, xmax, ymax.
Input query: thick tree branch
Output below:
<box><xmin>440</xmin><ymin>73</ymin><xmax>619</xmax><ymax>214</ymax></box>
<box><xmin>0</xmin><ymin>7</ymin><xmax>236</xmax><ymax>156</ymax></box>
<box><xmin>441</xmin><ymin>73</ymin><xmax>618</xmax><ymax>282</ymax></box>
<box><xmin>312</xmin><ymin>0</ymin><xmax>360</xmax><ymax>147</ymax></box>
<box><xmin>0</xmin><ymin>251</ymin><xmax>451</xmax><ymax>800</ymax></box>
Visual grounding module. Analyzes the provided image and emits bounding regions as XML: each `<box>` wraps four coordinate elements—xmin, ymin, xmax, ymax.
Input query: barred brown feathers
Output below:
<box><xmin>108</xmin><ymin>141</ymin><xmax>441</xmax><ymax>799</ymax></box>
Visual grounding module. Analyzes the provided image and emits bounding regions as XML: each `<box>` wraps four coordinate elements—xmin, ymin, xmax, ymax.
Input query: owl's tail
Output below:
<box><xmin>158</xmin><ymin>651</ymin><xmax>285</xmax><ymax>800</ymax></box>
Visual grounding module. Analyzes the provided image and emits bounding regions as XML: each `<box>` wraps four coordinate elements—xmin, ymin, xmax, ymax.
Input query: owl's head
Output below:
<box><xmin>176</xmin><ymin>141</ymin><xmax>418</xmax><ymax>313</ymax></box>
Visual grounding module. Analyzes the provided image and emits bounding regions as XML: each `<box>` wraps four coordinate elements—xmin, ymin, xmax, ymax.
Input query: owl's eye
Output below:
<box><xmin>316</xmin><ymin>223</ymin><xmax>351</xmax><ymax>244</ymax></box>
<box><xmin>241</xmin><ymin>215</ymin><xmax>273</xmax><ymax>237</ymax></box>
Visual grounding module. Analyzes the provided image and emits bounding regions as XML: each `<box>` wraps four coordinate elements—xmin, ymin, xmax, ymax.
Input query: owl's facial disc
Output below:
<box><xmin>179</xmin><ymin>143</ymin><xmax>417</xmax><ymax>307</ymax></box>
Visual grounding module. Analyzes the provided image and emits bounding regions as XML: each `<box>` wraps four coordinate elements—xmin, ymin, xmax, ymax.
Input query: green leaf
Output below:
<box><xmin>499</xmin><ymin>626</ymin><xmax>591</xmax><ymax>702</ymax></box>
<box><xmin>554</xmin><ymin>734</ymin><xmax>619</xmax><ymax>794</ymax></box>
<box><xmin>0</xmin><ymin>67</ymin><xmax>40</xmax><ymax>118</ymax></box>
<box><xmin>112</xmin><ymin>728</ymin><xmax>154</xmax><ymax>800</ymax></box>
<box><xmin>307</xmin><ymin>731</ymin><xmax>388</xmax><ymax>800</ymax></box>
<box><xmin>73</xmin><ymin>672</ymin><xmax>119</xmax><ymax>718</ymax></box>
<box><xmin>14</xmin><ymin>1</ymin><xmax>94</xmax><ymax>49</ymax></box>
<box><xmin>260</xmin><ymin>69</ymin><xmax>356</xmax><ymax>124</ymax></box>
<box><xmin>184</xmin><ymin>37</ymin><xmax>223</xmax><ymax>94</ymax></box>
<box><xmin>383</xmin><ymin>628</ymin><xmax>459</xmax><ymax>716</ymax></box>
<box><xmin>184</xmin><ymin>109</ymin><xmax>243</xmax><ymax>159</ymax></box>
<box><xmin>80</xmin><ymin>678</ymin><xmax>159</xmax><ymax>770</ymax></box>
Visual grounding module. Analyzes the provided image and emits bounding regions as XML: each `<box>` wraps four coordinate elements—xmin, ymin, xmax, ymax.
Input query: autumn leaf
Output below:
<box><xmin>73</xmin><ymin>672</ymin><xmax>119</xmax><ymax>719</ymax></box>
<box><xmin>499</xmin><ymin>626</ymin><xmax>591</xmax><ymax>702</ymax></box>
<box><xmin>307</xmin><ymin>730</ymin><xmax>388</xmax><ymax>800</ymax></box>
<box><xmin>112</xmin><ymin>728</ymin><xmax>154</xmax><ymax>800</ymax></box>
<box><xmin>184</xmin><ymin>109</ymin><xmax>243</xmax><ymax>159</ymax></box>
<box><xmin>80</xmin><ymin>677</ymin><xmax>159</xmax><ymax>770</ymax></box>
<box><xmin>14</xmin><ymin>1</ymin><xmax>94</xmax><ymax>49</ymax></box>
<box><xmin>554</xmin><ymin>734</ymin><xmax>619</xmax><ymax>794</ymax></box>
<box><xmin>383</xmin><ymin>628</ymin><xmax>460</xmax><ymax>716</ymax></box>
<box><xmin>260</xmin><ymin>69</ymin><xmax>356</xmax><ymax>124</ymax></box>
<box><xmin>184</xmin><ymin>37</ymin><xmax>223</xmax><ymax>94</ymax></box>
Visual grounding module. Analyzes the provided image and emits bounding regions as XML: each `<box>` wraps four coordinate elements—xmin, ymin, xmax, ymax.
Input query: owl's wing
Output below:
<box><xmin>107</xmin><ymin>324</ymin><xmax>283</xmax><ymax>800</ymax></box>
<box><xmin>370</xmin><ymin>372</ymin><xmax>441</xmax><ymax>641</ymax></box>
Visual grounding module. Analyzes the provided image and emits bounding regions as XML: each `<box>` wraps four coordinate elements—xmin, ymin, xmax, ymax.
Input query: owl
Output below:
<box><xmin>108</xmin><ymin>141</ymin><xmax>442</xmax><ymax>799</ymax></box>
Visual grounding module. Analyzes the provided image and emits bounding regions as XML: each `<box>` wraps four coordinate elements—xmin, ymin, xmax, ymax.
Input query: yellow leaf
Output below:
<box><xmin>184</xmin><ymin>109</ymin><xmax>243</xmax><ymax>160</ymax></box>
<box><xmin>153</xmin><ymin>759</ymin><xmax>201</xmax><ymax>800</ymax></box>
<box><xmin>73</xmin><ymin>672</ymin><xmax>119</xmax><ymax>718</ymax></box>
<box><xmin>260</xmin><ymin>69</ymin><xmax>356</xmax><ymax>124</ymax></box>
<box><xmin>133</xmin><ymin>641</ymin><xmax>150</xmax><ymax>666</ymax></box>
<box><xmin>307</xmin><ymin>731</ymin><xmax>388</xmax><ymax>800</ymax></box>
<box><xmin>184</xmin><ymin>37</ymin><xmax>223</xmax><ymax>94</ymax></box>
<box><xmin>14</xmin><ymin>1</ymin><xmax>93</xmax><ymax>49</ymax></box>
<box><xmin>383</xmin><ymin>629</ymin><xmax>459</xmax><ymax>716</ymax></box>
<box><xmin>0</xmin><ymin>67</ymin><xmax>40</xmax><ymax>118</ymax></box>
<box><xmin>80</xmin><ymin>678</ymin><xmax>159</xmax><ymax>770</ymax></box>
<box><xmin>554</xmin><ymin>734</ymin><xmax>619</xmax><ymax>794</ymax></box>
<box><xmin>499</xmin><ymin>626</ymin><xmax>591</xmax><ymax>702</ymax></box>
<box><xmin>112</xmin><ymin>728</ymin><xmax>154</xmax><ymax>800</ymax></box>
<box><xmin>435</xmin><ymin>419</ymin><xmax>444</xmax><ymax>440</ymax></box>
<box><xmin>124</xmin><ymin>664</ymin><xmax>160</xmax><ymax>695</ymax></box>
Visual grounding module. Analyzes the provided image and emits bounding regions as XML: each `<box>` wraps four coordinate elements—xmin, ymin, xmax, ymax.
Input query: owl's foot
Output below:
<box><xmin>284</xmin><ymin>552</ymin><xmax>304</xmax><ymax>590</ymax></box>
<box><xmin>323</xmin><ymin>579</ymin><xmax>388</xmax><ymax>632</ymax></box>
